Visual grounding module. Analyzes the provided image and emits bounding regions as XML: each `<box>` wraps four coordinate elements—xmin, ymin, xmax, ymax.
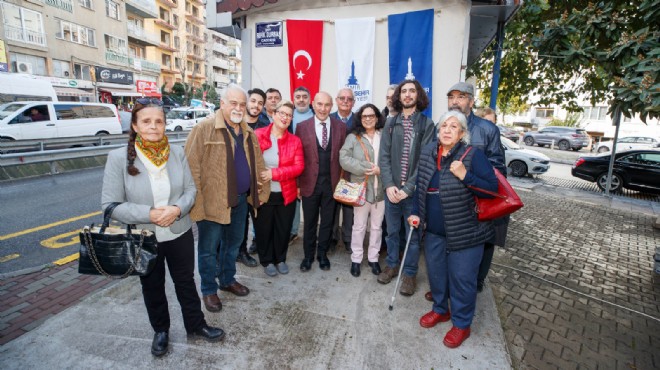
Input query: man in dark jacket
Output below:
<box><xmin>446</xmin><ymin>81</ymin><xmax>507</xmax><ymax>293</ymax></box>
<box><xmin>377</xmin><ymin>79</ymin><xmax>436</xmax><ymax>296</ymax></box>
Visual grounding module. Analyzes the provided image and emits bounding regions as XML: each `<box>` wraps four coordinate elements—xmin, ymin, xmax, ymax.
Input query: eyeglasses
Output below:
<box><xmin>447</xmin><ymin>94</ymin><xmax>471</xmax><ymax>102</ymax></box>
<box><xmin>338</xmin><ymin>96</ymin><xmax>354</xmax><ymax>102</ymax></box>
<box><xmin>136</xmin><ymin>98</ymin><xmax>163</xmax><ymax>106</ymax></box>
<box><xmin>277</xmin><ymin>111</ymin><xmax>293</xmax><ymax>119</ymax></box>
<box><xmin>362</xmin><ymin>114</ymin><xmax>377</xmax><ymax>120</ymax></box>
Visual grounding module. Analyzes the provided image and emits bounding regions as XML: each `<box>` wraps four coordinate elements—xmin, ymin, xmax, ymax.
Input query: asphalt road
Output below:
<box><xmin>0</xmin><ymin>168</ymin><xmax>104</xmax><ymax>274</ymax></box>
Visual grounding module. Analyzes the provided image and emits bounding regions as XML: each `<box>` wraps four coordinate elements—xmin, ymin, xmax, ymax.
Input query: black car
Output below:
<box><xmin>571</xmin><ymin>150</ymin><xmax>660</xmax><ymax>194</ymax></box>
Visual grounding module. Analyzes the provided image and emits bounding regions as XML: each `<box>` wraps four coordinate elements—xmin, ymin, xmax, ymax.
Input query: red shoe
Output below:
<box><xmin>419</xmin><ymin>310</ymin><xmax>451</xmax><ymax>328</ymax></box>
<box><xmin>443</xmin><ymin>326</ymin><xmax>471</xmax><ymax>348</ymax></box>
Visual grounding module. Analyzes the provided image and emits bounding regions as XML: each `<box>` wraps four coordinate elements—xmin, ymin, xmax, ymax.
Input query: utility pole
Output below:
<box><xmin>604</xmin><ymin>106</ymin><xmax>622</xmax><ymax>197</ymax></box>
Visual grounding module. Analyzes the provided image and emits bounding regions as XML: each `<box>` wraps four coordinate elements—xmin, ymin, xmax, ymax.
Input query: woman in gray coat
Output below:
<box><xmin>101</xmin><ymin>99</ymin><xmax>223</xmax><ymax>357</ymax></box>
<box><xmin>339</xmin><ymin>103</ymin><xmax>385</xmax><ymax>277</ymax></box>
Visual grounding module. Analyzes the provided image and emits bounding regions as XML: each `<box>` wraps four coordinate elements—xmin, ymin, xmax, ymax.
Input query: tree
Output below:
<box><xmin>468</xmin><ymin>0</ymin><xmax>659</xmax><ymax>122</ymax></box>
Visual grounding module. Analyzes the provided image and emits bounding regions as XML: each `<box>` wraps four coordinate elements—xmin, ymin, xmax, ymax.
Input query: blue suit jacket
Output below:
<box><xmin>330</xmin><ymin>111</ymin><xmax>354</xmax><ymax>132</ymax></box>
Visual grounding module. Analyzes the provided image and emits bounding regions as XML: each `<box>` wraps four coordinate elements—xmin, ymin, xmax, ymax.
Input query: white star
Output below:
<box><xmin>297</xmin><ymin>70</ymin><xmax>305</xmax><ymax>79</ymax></box>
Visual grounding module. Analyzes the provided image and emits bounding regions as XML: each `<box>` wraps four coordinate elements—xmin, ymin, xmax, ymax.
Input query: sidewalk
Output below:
<box><xmin>0</xmin><ymin>231</ymin><xmax>510</xmax><ymax>368</ymax></box>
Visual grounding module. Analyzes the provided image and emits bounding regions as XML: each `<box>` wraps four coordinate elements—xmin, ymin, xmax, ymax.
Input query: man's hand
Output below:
<box><xmin>386</xmin><ymin>186</ymin><xmax>400</xmax><ymax>204</ymax></box>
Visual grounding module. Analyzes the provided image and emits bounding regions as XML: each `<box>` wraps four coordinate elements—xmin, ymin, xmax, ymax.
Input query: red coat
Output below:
<box><xmin>255</xmin><ymin>124</ymin><xmax>305</xmax><ymax>206</ymax></box>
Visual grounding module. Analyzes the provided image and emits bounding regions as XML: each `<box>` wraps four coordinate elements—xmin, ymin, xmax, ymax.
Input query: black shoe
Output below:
<box><xmin>300</xmin><ymin>259</ymin><xmax>313</xmax><ymax>272</ymax></box>
<box><xmin>189</xmin><ymin>325</ymin><xmax>225</xmax><ymax>342</ymax></box>
<box><xmin>350</xmin><ymin>262</ymin><xmax>361</xmax><ymax>277</ymax></box>
<box><xmin>344</xmin><ymin>240</ymin><xmax>352</xmax><ymax>253</ymax></box>
<box><xmin>248</xmin><ymin>240</ymin><xmax>257</xmax><ymax>255</ymax></box>
<box><xmin>151</xmin><ymin>331</ymin><xmax>169</xmax><ymax>357</ymax></box>
<box><xmin>368</xmin><ymin>261</ymin><xmax>381</xmax><ymax>275</ymax></box>
<box><xmin>477</xmin><ymin>280</ymin><xmax>484</xmax><ymax>293</ymax></box>
<box><xmin>236</xmin><ymin>252</ymin><xmax>258</xmax><ymax>267</ymax></box>
<box><xmin>318</xmin><ymin>256</ymin><xmax>331</xmax><ymax>271</ymax></box>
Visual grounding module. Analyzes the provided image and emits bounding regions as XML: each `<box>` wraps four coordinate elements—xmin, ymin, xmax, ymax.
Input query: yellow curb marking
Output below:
<box><xmin>0</xmin><ymin>211</ymin><xmax>101</xmax><ymax>241</ymax></box>
<box><xmin>0</xmin><ymin>253</ymin><xmax>20</xmax><ymax>263</ymax></box>
<box><xmin>54</xmin><ymin>253</ymin><xmax>80</xmax><ymax>266</ymax></box>
<box><xmin>40</xmin><ymin>230</ymin><xmax>80</xmax><ymax>249</ymax></box>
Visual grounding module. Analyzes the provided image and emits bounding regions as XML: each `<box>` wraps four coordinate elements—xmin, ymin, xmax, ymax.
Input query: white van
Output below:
<box><xmin>0</xmin><ymin>73</ymin><xmax>58</xmax><ymax>103</ymax></box>
<box><xmin>0</xmin><ymin>101</ymin><xmax>121</xmax><ymax>141</ymax></box>
<box><xmin>165</xmin><ymin>107</ymin><xmax>213</xmax><ymax>131</ymax></box>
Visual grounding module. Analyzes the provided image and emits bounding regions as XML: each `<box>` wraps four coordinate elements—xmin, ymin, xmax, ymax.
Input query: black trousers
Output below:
<box><xmin>333</xmin><ymin>204</ymin><xmax>354</xmax><ymax>244</ymax></box>
<box><xmin>302</xmin><ymin>180</ymin><xmax>336</xmax><ymax>261</ymax></box>
<box><xmin>254</xmin><ymin>192</ymin><xmax>296</xmax><ymax>266</ymax></box>
<box><xmin>239</xmin><ymin>204</ymin><xmax>257</xmax><ymax>254</ymax></box>
<box><xmin>140</xmin><ymin>229</ymin><xmax>206</xmax><ymax>333</ymax></box>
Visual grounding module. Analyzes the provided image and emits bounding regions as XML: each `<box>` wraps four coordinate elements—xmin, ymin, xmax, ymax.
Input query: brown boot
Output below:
<box><xmin>399</xmin><ymin>275</ymin><xmax>416</xmax><ymax>296</ymax></box>
<box><xmin>203</xmin><ymin>294</ymin><xmax>222</xmax><ymax>312</ymax></box>
<box><xmin>377</xmin><ymin>265</ymin><xmax>399</xmax><ymax>284</ymax></box>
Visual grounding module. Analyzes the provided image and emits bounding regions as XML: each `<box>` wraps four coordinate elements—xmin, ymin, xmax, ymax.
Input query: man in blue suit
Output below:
<box><xmin>330</xmin><ymin>87</ymin><xmax>355</xmax><ymax>131</ymax></box>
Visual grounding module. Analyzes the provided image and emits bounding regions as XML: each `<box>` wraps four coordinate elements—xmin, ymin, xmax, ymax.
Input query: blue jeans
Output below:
<box><xmin>290</xmin><ymin>199</ymin><xmax>301</xmax><ymax>236</ymax></box>
<box><xmin>384</xmin><ymin>196</ymin><xmax>420</xmax><ymax>276</ymax></box>
<box><xmin>196</xmin><ymin>193</ymin><xmax>248</xmax><ymax>296</ymax></box>
<box><xmin>424</xmin><ymin>232</ymin><xmax>483</xmax><ymax>329</ymax></box>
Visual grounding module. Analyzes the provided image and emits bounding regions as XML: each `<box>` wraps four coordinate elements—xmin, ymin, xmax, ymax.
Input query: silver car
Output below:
<box><xmin>523</xmin><ymin>126</ymin><xmax>589</xmax><ymax>151</ymax></box>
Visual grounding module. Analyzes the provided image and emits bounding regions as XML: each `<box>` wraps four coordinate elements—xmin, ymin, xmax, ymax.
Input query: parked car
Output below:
<box><xmin>596</xmin><ymin>136</ymin><xmax>659</xmax><ymax>153</ymax></box>
<box><xmin>571</xmin><ymin>149</ymin><xmax>660</xmax><ymax>194</ymax></box>
<box><xmin>501</xmin><ymin>136</ymin><xmax>550</xmax><ymax>176</ymax></box>
<box><xmin>523</xmin><ymin>126</ymin><xmax>589</xmax><ymax>151</ymax></box>
<box><xmin>498</xmin><ymin>125</ymin><xmax>519</xmax><ymax>142</ymax></box>
<box><xmin>165</xmin><ymin>107</ymin><xmax>213</xmax><ymax>131</ymax></box>
<box><xmin>0</xmin><ymin>101</ymin><xmax>121</xmax><ymax>141</ymax></box>
<box><xmin>161</xmin><ymin>95</ymin><xmax>180</xmax><ymax>113</ymax></box>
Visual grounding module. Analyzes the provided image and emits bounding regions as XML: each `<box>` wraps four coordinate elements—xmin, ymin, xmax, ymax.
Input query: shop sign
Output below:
<box><xmin>94</xmin><ymin>66</ymin><xmax>134</xmax><ymax>84</ymax></box>
<box><xmin>136</xmin><ymin>80</ymin><xmax>160</xmax><ymax>95</ymax></box>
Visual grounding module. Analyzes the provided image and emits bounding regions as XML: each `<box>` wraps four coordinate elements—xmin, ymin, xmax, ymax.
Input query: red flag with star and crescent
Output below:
<box><xmin>286</xmin><ymin>19</ymin><xmax>323</xmax><ymax>100</ymax></box>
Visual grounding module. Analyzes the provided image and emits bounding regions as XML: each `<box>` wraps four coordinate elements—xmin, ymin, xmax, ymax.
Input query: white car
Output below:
<box><xmin>596</xmin><ymin>136</ymin><xmax>659</xmax><ymax>153</ymax></box>
<box><xmin>165</xmin><ymin>107</ymin><xmax>213</xmax><ymax>131</ymax></box>
<box><xmin>501</xmin><ymin>136</ymin><xmax>551</xmax><ymax>177</ymax></box>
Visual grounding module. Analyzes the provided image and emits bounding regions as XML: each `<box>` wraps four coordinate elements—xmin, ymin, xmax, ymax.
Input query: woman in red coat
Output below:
<box><xmin>254</xmin><ymin>100</ymin><xmax>305</xmax><ymax>276</ymax></box>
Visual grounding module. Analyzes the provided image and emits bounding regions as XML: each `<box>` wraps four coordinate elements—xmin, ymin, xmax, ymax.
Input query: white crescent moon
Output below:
<box><xmin>293</xmin><ymin>50</ymin><xmax>312</xmax><ymax>70</ymax></box>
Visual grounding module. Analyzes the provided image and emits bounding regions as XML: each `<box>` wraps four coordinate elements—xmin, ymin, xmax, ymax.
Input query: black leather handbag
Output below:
<box><xmin>78</xmin><ymin>202</ymin><xmax>158</xmax><ymax>278</ymax></box>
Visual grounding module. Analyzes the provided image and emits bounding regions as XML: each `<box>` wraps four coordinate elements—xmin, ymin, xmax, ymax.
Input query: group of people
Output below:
<box><xmin>100</xmin><ymin>79</ymin><xmax>508</xmax><ymax>356</ymax></box>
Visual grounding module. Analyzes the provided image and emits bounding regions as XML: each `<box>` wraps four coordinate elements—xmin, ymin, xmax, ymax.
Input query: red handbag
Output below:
<box><xmin>459</xmin><ymin>147</ymin><xmax>524</xmax><ymax>221</ymax></box>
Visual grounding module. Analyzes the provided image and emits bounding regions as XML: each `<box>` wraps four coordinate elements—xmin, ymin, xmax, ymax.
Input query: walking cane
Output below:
<box><xmin>388</xmin><ymin>219</ymin><xmax>418</xmax><ymax>311</ymax></box>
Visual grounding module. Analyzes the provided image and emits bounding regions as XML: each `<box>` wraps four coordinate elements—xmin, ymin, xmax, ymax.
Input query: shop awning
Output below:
<box><xmin>53</xmin><ymin>87</ymin><xmax>95</xmax><ymax>97</ymax></box>
<box><xmin>143</xmin><ymin>91</ymin><xmax>162</xmax><ymax>98</ymax></box>
<box><xmin>99</xmin><ymin>88</ymin><xmax>142</xmax><ymax>97</ymax></box>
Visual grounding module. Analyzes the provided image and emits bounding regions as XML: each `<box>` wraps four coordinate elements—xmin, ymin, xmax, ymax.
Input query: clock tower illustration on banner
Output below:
<box><xmin>405</xmin><ymin>57</ymin><xmax>416</xmax><ymax>80</ymax></box>
<box><xmin>346</xmin><ymin>61</ymin><xmax>359</xmax><ymax>89</ymax></box>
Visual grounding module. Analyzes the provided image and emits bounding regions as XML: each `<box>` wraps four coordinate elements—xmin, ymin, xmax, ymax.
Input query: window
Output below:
<box><xmin>535</xmin><ymin>108</ymin><xmax>554</xmax><ymax>119</ymax></box>
<box><xmin>160</xmin><ymin>31</ymin><xmax>170</xmax><ymax>45</ymax></box>
<box><xmin>9</xmin><ymin>53</ymin><xmax>47</xmax><ymax>75</ymax></box>
<box><xmin>194</xmin><ymin>63</ymin><xmax>200</xmax><ymax>73</ymax></box>
<box><xmin>186</xmin><ymin>22</ymin><xmax>191</xmax><ymax>32</ymax></box>
<box><xmin>159</xmin><ymin>8</ymin><xmax>170</xmax><ymax>22</ymax></box>
<box><xmin>79</xmin><ymin>0</ymin><xmax>93</xmax><ymax>9</ymax></box>
<box><xmin>1</xmin><ymin>2</ymin><xmax>46</xmax><ymax>46</ymax></box>
<box><xmin>162</xmin><ymin>54</ymin><xmax>171</xmax><ymax>68</ymax></box>
<box><xmin>53</xmin><ymin>60</ymin><xmax>71</xmax><ymax>78</ymax></box>
<box><xmin>106</xmin><ymin>0</ymin><xmax>120</xmax><ymax>20</ymax></box>
<box><xmin>175</xmin><ymin>57</ymin><xmax>182</xmax><ymax>69</ymax></box>
<box><xmin>56</xmin><ymin>20</ymin><xmax>96</xmax><ymax>47</ymax></box>
<box><xmin>74</xmin><ymin>64</ymin><xmax>92</xmax><ymax>80</ymax></box>
<box><xmin>187</xmin><ymin>61</ymin><xmax>193</xmax><ymax>71</ymax></box>
<box><xmin>172</xmin><ymin>14</ymin><xmax>179</xmax><ymax>26</ymax></box>
<box><xmin>174</xmin><ymin>36</ymin><xmax>180</xmax><ymax>48</ymax></box>
<box><xmin>581</xmin><ymin>106</ymin><xmax>608</xmax><ymax>121</ymax></box>
<box><xmin>104</xmin><ymin>34</ymin><xmax>127</xmax><ymax>54</ymax></box>
<box><xmin>54</xmin><ymin>104</ymin><xmax>115</xmax><ymax>120</ymax></box>
<box><xmin>129</xmin><ymin>45</ymin><xmax>145</xmax><ymax>58</ymax></box>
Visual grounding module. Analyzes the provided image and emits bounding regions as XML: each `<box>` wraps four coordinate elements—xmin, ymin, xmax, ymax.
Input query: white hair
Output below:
<box><xmin>221</xmin><ymin>83</ymin><xmax>247</xmax><ymax>103</ymax></box>
<box><xmin>436</xmin><ymin>111</ymin><xmax>470</xmax><ymax>145</ymax></box>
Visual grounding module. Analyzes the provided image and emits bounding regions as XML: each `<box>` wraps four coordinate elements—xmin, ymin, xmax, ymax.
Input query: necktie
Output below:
<box><xmin>321</xmin><ymin>122</ymin><xmax>328</xmax><ymax>149</ymax></box>
<box><xmin>341</xmin><ymin>117</ymin><xmax>347</xmax><ymax>123</ymax></box>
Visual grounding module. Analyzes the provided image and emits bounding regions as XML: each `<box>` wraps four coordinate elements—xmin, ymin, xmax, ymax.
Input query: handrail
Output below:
<box><xmin>0</xmin><ymin>132</ymin><xmax>189</xmax><ymax>153</ymax></box>
<box><xmin>0</xmin><ymin>136</ymin><xmax>188</xmax><ymax>167</ymax></box>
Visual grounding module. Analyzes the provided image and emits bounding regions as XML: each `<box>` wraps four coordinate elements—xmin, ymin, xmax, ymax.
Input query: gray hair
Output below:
<box><xmin>220</xmin><ymin>83</ymin><xmax>247</xmax><ymax>103</ymax></box>
<box><xmin>436</xmin><ymin>111</ymin><xmax>470</xmax><ymax>145</ymax></box>
<box><xmin>387</xmin><ymin>84</ymin><xmax>398</xmax><ymax>91</ymax></box>
<box><xmin>337</xmin><ymin>87</ymin><xmax>354</xmax><ymax>98</ymax></box>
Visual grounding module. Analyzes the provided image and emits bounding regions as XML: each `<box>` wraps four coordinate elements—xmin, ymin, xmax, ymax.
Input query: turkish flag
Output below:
<box><xmin>287</xmin><ymin>20</ymin><xmax>323</xmax><ymax>100</ymax></box>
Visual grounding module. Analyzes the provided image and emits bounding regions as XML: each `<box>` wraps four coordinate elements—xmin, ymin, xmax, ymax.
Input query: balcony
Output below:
<box><xmin>105</xmin><ymin>50</ymin><xmax>130</xmax><ymax>65</ymax></box>
<box><xmin>126</xmin><ymin>0</ymin><xmax>158</xmax><ymax>18</ymax></box>
<box><xmin>161</xmin><ymin>63</ymin><xmax>177</xmax><ymax>74</ymax></box>
<box><xmin>191</xmin><ymin>0</ymin><xmax>204</xmax><ymax>6</ymax></box>
<box><xmin>186</xmin><ymin>33</ymin><xmax>204</xmax><ymax>44</ymax></box>
<box><xmin>158</xmin><ymin>0</ymin><xmax>177</xmax><ymax>8</ymax></box>
<box><xmin>127</xmin><ymin>23</ymin><xmax>160</xmax><ymax>47</ymax></box>
<box><xmin>213</xmin><ymin>43</ymin><xmax>230</xmax><ymax>55</ymax></box>
<box><xmin>159</xmin><ymin>42</ymin><xmax>177</xmax><ymax>52</ymax></box>
<box><xmin>185</xmin><ymin>13</ymin><xmax>205</xmax><ymax>26</ymax></box>
<box><xmin>154</xmin><ymin>18</ymin><xmax>177</xmax><ymax>30</ymax></box>
<box><xmin>214</xmin><ymin>73</ymin><xmax>230</xmax><ymax>84</ymax></box>
<box><xmin>187</xmin><ymin>52</ymin><xmax>205</xmax><ymax>62</ymax></box>
<box><xmin>4</xmin><ymin>25</ymin><xmax>47</xmax><ymax>47</ymax></box>
<box><xmin>129</xmin><ymin>57</ymin><xmax>161</xmax><ymax>73</ymax></box>
<box><xmin>228</xmin><ymin>49</ymin><xmax>241</xmax><ymax>61</ymax></box>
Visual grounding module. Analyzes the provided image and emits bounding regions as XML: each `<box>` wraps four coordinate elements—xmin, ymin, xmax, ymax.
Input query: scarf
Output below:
<box><xmin>135</xmin><ymin>134</ymin><xmax>170</xmax><ymax>168</ymax></box>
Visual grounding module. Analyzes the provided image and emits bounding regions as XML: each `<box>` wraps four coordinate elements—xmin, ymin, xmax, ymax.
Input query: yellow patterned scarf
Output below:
<box><xmin>135</xmin><ymin>134</ymin><xmax>170</xmax><ymax>168</ymax></box>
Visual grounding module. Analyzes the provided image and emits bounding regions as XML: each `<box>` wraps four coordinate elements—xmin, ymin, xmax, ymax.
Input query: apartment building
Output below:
<box><xmin>146</xmin><ymin>0</ymin><xmax>207</xmax><ymax>92</ymax></box>
<box><xmin>207</xmin><ymin>29</ymin><xmax>242</xmax><ymax>94</ymax></box>
<box><xmin>0</xmin><ymin>0</ymin><xmax>163</xmax><ymax>104</ymax></box>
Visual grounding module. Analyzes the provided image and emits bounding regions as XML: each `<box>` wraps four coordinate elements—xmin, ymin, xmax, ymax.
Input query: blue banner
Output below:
<box><xmin>388</xmin><ymin>9</ymin><xmax>434</xmax><ymax>118</ymax></box>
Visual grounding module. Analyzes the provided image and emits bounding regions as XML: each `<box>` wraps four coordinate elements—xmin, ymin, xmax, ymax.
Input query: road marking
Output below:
<box><xmin>0</xmin><ymin>253</ymin><xmax>20</xmax><ymax>263</ymax></box>
<box><xmin>0</xmin><ymin>211</ymin><xmax>101</xmax><ymax>241</ymax></box>
<box><xmin>54</xmin><ymin>253</ymin><xmax>79</xmax><ymax>266</ymax></box>
<box><xmin>40</xmin><ymin>231</ymin><xmax>80</xmax><ymax>249</ymax></box>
